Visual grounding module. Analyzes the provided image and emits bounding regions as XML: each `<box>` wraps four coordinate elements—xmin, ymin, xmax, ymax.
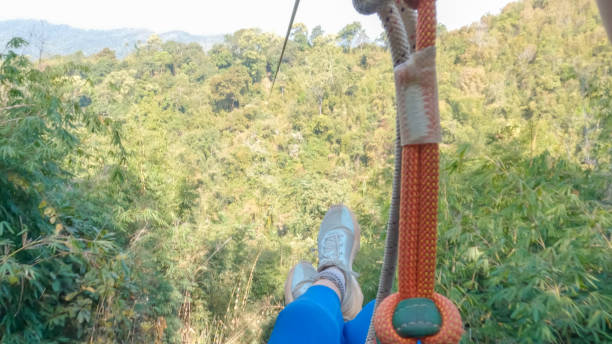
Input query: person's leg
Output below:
<box><xmin>269</xmin><ymin>290</ymin><xmax>377</xmax><ymax>344</ymax></box>
<box><xmin>343</xmin><ymin>300</ymin><xmax>375</xmax><ymax>344</ymax></box>
<box><xmin>268</xmin><ymin>205</ymin><xmax>365</xmax><ymax>343</ymax></box>
<box><xmin>268</xmin><ymin>285</ymin><xmax>345</xmax><ymax>344</ymax></box>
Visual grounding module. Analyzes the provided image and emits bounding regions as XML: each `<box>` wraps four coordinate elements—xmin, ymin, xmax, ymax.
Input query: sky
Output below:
<box><xmin>1</xmin><ymin>0</ymin><xmax>517</xmax><ymax>38</ymax></box>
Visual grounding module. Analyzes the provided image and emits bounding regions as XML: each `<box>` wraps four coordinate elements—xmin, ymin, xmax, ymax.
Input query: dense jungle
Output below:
<box><xmin>1</xmin><ymin>0</ymin><xmax>610</xmax><ymax>343</ymax></box>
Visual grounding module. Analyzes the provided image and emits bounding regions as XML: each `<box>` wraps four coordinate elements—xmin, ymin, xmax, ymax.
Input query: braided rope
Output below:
<box><xmin>399</xmin><ymin>144</ymin><xmax>421</xmax><ymax>298</ymax></box>
<box><xmin>415</xmin><ymin>0</ymin><xmax>436</xmax><ymax>50</ymax></box>
<box><xmin>379</xmin><ymin>1</ymin><xmax>411</xmax><ymax>66</ymax></box>
<box><xmin>396</xmin><ymin>1</ymin><xmax>417</xmax><ymax>52</ymax></box>
<box><xmin>362</xmin><ymin>1</ymin><xmax>412</xmax><ymax>342</ymax></box>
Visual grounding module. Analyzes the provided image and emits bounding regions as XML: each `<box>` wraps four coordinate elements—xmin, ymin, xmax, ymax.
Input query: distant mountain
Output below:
<box><xmin>0</xmin><ymin>19</ymin><xmax>224</xmax><ymax>58</ymax></box>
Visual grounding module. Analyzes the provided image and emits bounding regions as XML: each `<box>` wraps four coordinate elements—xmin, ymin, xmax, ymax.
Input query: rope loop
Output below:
<box><xmin>352</xmin><ymin>0</ymin><xmax>388</xmax><ymax>15</ymax></box>
<box><xmin>373</xmin><ymin>293</ymin><xmax>463</xmax><ymax>344</ymax></box>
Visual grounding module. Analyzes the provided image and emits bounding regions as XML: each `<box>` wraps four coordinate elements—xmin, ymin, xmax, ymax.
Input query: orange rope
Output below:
<box><xmin>398</xmin><ymin>144</ymin><xmax>439</xmax><ymax>300</ymax></box>
<box><xmin>415</xmin><ymin>0</ymin><xmax>436</xmax><ymax>50</ymax></box>
<box><xmin>401</xmin><ymin>0</ymin><xmax>438</xmax><ymax>300</ymax></box>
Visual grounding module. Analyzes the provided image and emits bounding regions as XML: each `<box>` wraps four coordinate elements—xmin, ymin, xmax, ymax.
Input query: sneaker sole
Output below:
<box><xmin>284</xmin><ymin>261</ymin><xmax>312</xmax><ymax>304</ymax></box>
<box><xmin>345</xmin><ymin>205</ymin><xmax>362</xmax><ymax>320</ymax></box>
<box><xmin>284</xmin><ymin>264</ymin><xmax>297</xmax><ymax>304</ymax></box>
<box><xmin>345</xmin><ymin>206</ymin><xmax>361</xmax><ymax>273</ymax></box>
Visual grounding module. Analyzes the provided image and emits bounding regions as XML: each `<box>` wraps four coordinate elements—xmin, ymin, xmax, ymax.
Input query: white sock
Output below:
<box><xmin>318</xmin><ymin>266</ymin><xmax>346</xmax><ymax>300</ymax></box>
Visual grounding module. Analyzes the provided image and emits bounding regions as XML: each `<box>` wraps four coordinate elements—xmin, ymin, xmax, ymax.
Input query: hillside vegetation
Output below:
<box><xmin>1</xmin><ymin>0</ymin><xmax>610</xmax><ymax>343</ymax></box>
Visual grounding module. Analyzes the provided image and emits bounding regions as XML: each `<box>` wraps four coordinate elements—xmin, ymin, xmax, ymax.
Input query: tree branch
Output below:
<box><xmin>0</xmin><ymin>115</ymin><xmax>38</xmax><ymax>126</ymax></box>
<box><xmin>0</xmin><ymin>104</ymin><xmax>31</xmax><ymax>111</ymax></box>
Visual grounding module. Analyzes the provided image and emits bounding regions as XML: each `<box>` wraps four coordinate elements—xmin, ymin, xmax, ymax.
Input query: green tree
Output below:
<box><xmin>209</xmin><ymin>65</ymin><xmax>251</xmax><ymax>111</ymax></box>
<box><xmin>291</xmin><ymin>23</ymin><xmax>309</xmax><ymax>50</ymax></box>
<box><xmin>0</xmin><ymin>38</ymin><xmax>132</xmax><ymax>343</ymax></box>
<box><xmin>209</xmin><ymin>44</ymin><xmax>233</xmax><ymax>69</ymax></box>
<box><xmin>310</xmin><ymin>25</ymin><xmax>324</xmax><ymax>45</ymax></box>
<box><xmin>337</xmin><ymin>21</ymin><xmax>364</xmax><ymax>52</ymax></box>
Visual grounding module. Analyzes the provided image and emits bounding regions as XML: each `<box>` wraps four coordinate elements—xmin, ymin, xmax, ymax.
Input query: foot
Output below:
<box><xmin>284</xmin><ymin>261</ymin><xmax>317</xmax><ymax>304</ymax></box>
<box><xmin>317</xmin><ymin>204</ymin><xmax>363</xmax><ymax>320</ymax></box>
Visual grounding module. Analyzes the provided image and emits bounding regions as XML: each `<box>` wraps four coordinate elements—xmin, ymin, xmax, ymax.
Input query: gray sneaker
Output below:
<box><xmin>317</xmin><ymin>204</ymin><xmax>363</xmax><ymax>320</ymax></box>
<box><xmin>284</xmin><ymin>261</ymin><xmax>317</xmax><ymax>304</ymax></box>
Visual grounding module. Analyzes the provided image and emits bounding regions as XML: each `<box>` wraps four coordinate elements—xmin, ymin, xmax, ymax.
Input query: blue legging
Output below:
<box><xmin>268</xmin><ymin>285</ymin><xmax>375</xmax><ymax>344</ymax></box>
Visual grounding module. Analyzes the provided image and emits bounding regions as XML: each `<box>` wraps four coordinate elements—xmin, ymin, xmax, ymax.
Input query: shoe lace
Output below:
<box><xmin>320</xmin><ymin>229</ymin><xmax>346</xmax><ymax>262</ymax></box>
